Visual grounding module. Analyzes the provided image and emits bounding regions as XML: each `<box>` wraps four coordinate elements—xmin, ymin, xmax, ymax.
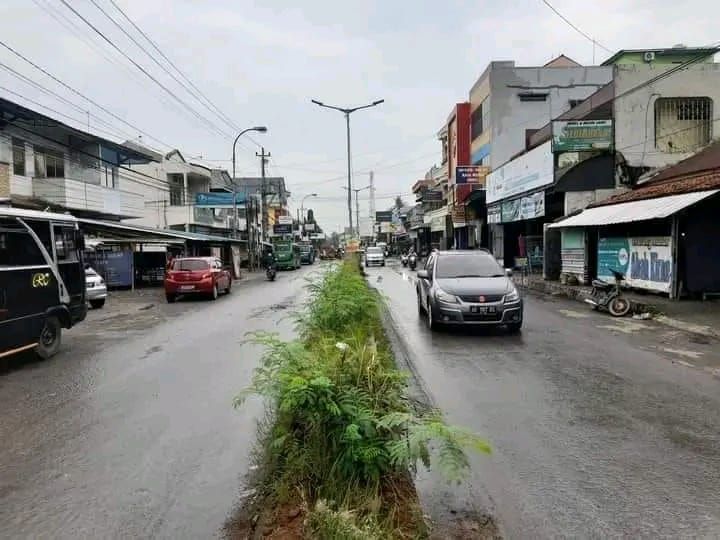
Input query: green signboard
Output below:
<box><xmin>552</xmin><ymin>120</ymin><xmax>613</xmax><ymax>153</ymax></box>
<box><xmin>597</xmin><ymin>237</ymin><xmax>630</xmax><ymax>280</ymax></box>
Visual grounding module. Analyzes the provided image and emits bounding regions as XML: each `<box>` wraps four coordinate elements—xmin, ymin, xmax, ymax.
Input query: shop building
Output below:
<box><xmin>549</xmin><ymin>140</ymin><xmax>720</xmax><ymax>299</ymax></box>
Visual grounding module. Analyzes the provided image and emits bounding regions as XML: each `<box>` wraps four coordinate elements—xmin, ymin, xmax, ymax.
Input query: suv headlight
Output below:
<box><xmin>504</xmin><ymin>288</ymin><xmax>520</xmax><ymax>303</ymax></box>
<box><xmin>435</xmin><ymin>289</ymin><xmax>459</xmax><ymax>304</ymax></box>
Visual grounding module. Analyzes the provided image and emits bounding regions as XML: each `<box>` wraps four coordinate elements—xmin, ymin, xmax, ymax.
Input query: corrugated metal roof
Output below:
<box><xmin>76</xmin><ymin>218</ymin><xmax>245</xmax><ymax>243</ymax></box>
<box><xmin>549</xmin><ymin>190</ymin><xmax>719</xmax><ymax>228</ymax></box>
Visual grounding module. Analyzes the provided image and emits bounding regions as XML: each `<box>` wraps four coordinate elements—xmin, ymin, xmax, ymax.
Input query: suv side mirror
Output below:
<box><xmin>417</xmin><ymin>269</ymin><xmax>429</xmax><ymax>280</ymax></box>
<box><xmin>505</xmin><ymin>268</ymin><xmax>513</xmax><ymax>277</ymax></box>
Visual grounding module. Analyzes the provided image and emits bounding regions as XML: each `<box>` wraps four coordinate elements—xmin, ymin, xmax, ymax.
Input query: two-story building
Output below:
<box><xmin>0</xmin><ymin>97</ymin><xmax>157</xmax><ymax>219</ymax></box>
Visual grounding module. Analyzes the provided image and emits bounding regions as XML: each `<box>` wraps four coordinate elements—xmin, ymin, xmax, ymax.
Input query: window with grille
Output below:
<box><xmin>12</xmin><ymin>139</ymin><xmax>25</xmax><ymax>176</ymax></box>
<box><xmin>168</xmin><ymin>175</ymin><xmax>184</xmax><ymax>206</ymax></box>
<box><xmin>655</xmin><ymin>97</ymin><xmax>712</xmax><ymax>153</ymax></box>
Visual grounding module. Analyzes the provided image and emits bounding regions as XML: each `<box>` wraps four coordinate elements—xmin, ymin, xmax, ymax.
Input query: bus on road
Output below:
<box><xmin>273</xmin><ymin>239</ymin><xmax>300</xmax><ymax>270</ymax></box>
<box><xmin>0</xmin><ymin>208</ymin><xmax>87</xmax><ymax>359</ymax></box>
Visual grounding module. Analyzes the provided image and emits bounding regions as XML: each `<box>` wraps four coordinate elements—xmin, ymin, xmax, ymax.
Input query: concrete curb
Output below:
<box><xmin>517</xmin><ymin>278</ymin><xmax>720</xmax><ymax>341</ymax></box>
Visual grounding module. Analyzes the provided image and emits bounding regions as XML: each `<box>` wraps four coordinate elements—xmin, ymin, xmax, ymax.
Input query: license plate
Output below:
<box><xmin>471</xmin><ymin>306</ymin><xmax>496</xmax><ymax>314</ymax></box>
<box><xmin>180</xmin><ymin>285</ymin><xmax>195</xmax><ymax>291</ymax></box>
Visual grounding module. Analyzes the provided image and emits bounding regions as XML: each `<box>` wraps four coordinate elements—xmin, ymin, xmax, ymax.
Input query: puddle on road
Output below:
<box><xmin>597</xmin><ymin>320</ymin><xmax>650</xmax><ymax>334</ymax></box>
<box><xmin>558</xmin><ymin>309</ymin><xmax>591</xmax><ymax>319</ymax></box>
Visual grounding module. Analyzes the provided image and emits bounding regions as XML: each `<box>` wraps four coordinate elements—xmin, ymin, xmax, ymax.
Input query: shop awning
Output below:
<box><xmin>549</xmin><ymin>190</ymin><xmax>719</xmax><ymax>228</ymax></box>
<box><xmin>77</xmin><ymin>217</ymin><xmax>246</xmax><ymax>244</ymax></box>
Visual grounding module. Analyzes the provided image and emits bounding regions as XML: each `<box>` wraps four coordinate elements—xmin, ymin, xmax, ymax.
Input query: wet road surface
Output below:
<box><xmin>0</xmin><ymin>267</ymin><xmax>317</xmax><ymax>538</ymax></box>
<box><xmin>371</xmin><ymin>263</ymin><xmax>720</xmax><ymax>538</ymax></box>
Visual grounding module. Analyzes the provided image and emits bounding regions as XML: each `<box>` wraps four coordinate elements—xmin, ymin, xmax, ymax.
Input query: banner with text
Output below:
<box><xmin>597</xmin><ymin>236</ymin><xmax>672</xmax><ymax>293</ymax></box>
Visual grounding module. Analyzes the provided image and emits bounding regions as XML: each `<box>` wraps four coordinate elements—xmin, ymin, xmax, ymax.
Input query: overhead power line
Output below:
<box><xmin>540</xmin><ymin>0</ymin><xmax>613</xmax><ymax>54</ymax></box>
<box><xmin>87</xmin><ymin>0</ymin><xmax>241</xmax><ymax>139</ymax></box>
<box><xmin>57</xmin><ymin>0</ymin><xmax>232</xmax><ymax>141</ymax></box>
<box><xmin>106</xmin><ymin>0</ymin><xmax>244</xmax><ymax>137</ymax></box>
<box><xmin>0</xmin><ymin>39</ymin><xmax>172</xmax><ymax>151</ymax></box>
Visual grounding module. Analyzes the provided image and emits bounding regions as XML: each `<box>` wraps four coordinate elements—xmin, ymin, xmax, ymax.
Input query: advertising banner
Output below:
<box><xmin>597</xmin><ymin>236</ymin><xmax>672</xmax><ymax>292</ymax></box>
<box><xmin>451</xmin><ymin>205</ymin><xmax>466</xmax><ymax>226</ymax></box>
<box><xmin>487</xmin><ymin>205</ymin><xmax>501</xmax><ymax>224</ymax></box>
<box><xmin>104</xmin><ymin>251</ymin><xmax>133</xmax><ymax>287</ymax></box>
<box><xmin>430</xmin><ymin>215</ymin><xmax>445</xmax><ymax>232</ymax></box>
<box><xmin>455</xmin><ymin>165</ymin><xmax>490</xmax><ymax>185</ymax></box>
<box><xmin>304</xmin><ymin>223</ymin><xmax>315</xmax><ymax>232</ymax></box>
<box><xmin>486</xmin><ymin>141</ymin><xmax>553</xmax><ymax>204</ymax></box>
<box><xmin>500</xmin><ymin>192</ymin><xmax>544</xmax><ymax>223</ymax></box>
<box><xmin>552</xmin><ymin>120</ymin><xmax>613</xmax><ymax>153</ymax></box>
<box><xmin>195</xmin><ymin>192</ymin><xmax>245</xmax><ymax>208</ymax></box>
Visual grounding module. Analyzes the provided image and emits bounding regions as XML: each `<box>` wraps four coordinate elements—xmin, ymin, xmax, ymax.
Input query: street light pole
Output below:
<box><xmin>342</xmin><ymin>185</ymin><xmax>370</xmax><ymax>238</ymax></box>
<box><xmin>300</xmin><ymin>193</ymin><xmax>317</xmax><ymax>240</ymax></box>
<box><xmin>231</xmin><ymin>126</ymin><xmax>267</xmax><ymax>270</ymax></box>
<box><xmin>311</xmin><ymin>98</ymin><xmax>384</xmax><ymax>236</ymax></box>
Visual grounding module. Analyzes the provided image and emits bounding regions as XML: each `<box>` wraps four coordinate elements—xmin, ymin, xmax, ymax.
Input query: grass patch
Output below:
<box><xmin>234</xmin><ymin>261</ymin><xmax>490</xmax><ymax>538</ymax></box>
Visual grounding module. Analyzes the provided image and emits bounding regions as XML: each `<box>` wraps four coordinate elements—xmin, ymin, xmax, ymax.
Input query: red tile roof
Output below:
<box><xmin>594</xmin><ymin>140</ymin><xmax>720</xmax><ymax>206</ymax></box>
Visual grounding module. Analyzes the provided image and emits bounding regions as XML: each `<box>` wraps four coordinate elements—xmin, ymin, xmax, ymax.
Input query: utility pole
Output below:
<box><xmin>368</xmin><ymin>171</ymin><xmax>375</xmax><ymax>242</ymax></box>
<box><xmin>256</xmin><ymin>147</ymin><xmax>271</xmax><ymax>242</ymax></box>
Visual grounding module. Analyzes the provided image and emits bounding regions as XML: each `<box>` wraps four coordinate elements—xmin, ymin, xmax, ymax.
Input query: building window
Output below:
<box><xmin>169</xmin><ymin>175</ymin><xmax>184</xmax><ymax>206</ymax></box>
<box><xmin>471</xmin><ymin>103</ymin><xmax>484</xmax><ymax>139</ymax></box>
<box><xmin>12</xmin><ymin>139</ymin><xmax>26</xmax><ymax>176</ymax></box>
<box><xmin>34</xmin><ymin>148</ymin><xmax>65</xmax><ymax>178</ymax></box>
<box><xmin>518</xmin><ymin>92</ymin><xmax>548</xmax><ymax>102</ymax></box>
<box><xmin>655</xmin><ymin>97</ymin><xmax>712</xmax><ymax>153</ymax></box>
<box><xmin>103</xmin><ymin>165</ymin><xmax>118</xmax><ymax>189</ymax></box>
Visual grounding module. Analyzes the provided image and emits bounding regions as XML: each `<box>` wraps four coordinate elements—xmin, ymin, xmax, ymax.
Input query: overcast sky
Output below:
<box><xmin>2</xmin><ymin>0</ymin><xmax>718</xmax><ymax>232</ymax></box>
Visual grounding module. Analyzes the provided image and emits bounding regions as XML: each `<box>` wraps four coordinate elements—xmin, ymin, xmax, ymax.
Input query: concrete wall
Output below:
<box><xmin>489</xmin><ymin>65</ymin><xmax>614</xmax><ymax>169</ymax></box>
<box><xmin>613</xmin><ymin>63</ymin><xmax>720</xmax><ymax>169</ymax></box>
<box><xmin>564</xmin><ymin>188</ymin><xmax>623</xmax><ymax>215</ymax></box>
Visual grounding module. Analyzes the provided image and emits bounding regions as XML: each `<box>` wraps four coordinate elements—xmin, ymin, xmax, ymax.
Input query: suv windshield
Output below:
<box><xmin>367</xmin><ymin>247</ymin><xmax>382</xmax><ymax>254</ymax></box>
<box><xmin>172</xmin><ymin>259</ymin><xmax>209</xmax><ymax>271</ymax></box>
<box><xmin>435</xmin><ymin>254</ymin><xmax>504</xmax><ymax>279</ymax></box>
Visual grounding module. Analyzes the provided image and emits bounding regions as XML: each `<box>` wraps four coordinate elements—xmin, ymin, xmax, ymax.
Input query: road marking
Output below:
<box><xmin>662</xmin><ymin>348</ymin><xmax>703</xmax><ymax>360</ymax></box>
<box><xmin>597</xmin><ymin>321</ymin><xmax>650</xmax><ymax>334</ymax></box>
<box><xmin>558</xmin><ymin>309</ymin><xmax>591</xmax><ymax>318</ymax></box>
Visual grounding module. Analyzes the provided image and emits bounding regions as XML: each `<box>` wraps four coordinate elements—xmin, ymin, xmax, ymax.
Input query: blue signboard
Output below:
<box><xmin>104</xmin><ymin>251</ymin><xmax>133</xmax><ymax>287</ymax></box>
<box><xmin>597</xmin><ymin>237</ymin><xmax>630</xmax><ymax>280</ymax></box>
<box><xmin>195</xmin><ymin>192</ymin><xmax>245</xmax><ymax>208</ymax></box>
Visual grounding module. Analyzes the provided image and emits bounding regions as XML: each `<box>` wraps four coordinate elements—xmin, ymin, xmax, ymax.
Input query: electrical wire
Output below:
<box><xmin>106</xmin><ymin>0</ymin><xmax>244</xmax><ymax>137</ymax></box>
<box><xmin>0</xmin><ymin>38</ymin><xmax>173</xmax><ymax>152</ymax></box>
<box><xmin>57</xmin><ymin>0</ymin><xmax>233</xmax><ymax>141</ymax></box>
<box><xmin>540</xmin><ymin>0</ymin><xmax>613</xmax><ymax>54</ymax></box>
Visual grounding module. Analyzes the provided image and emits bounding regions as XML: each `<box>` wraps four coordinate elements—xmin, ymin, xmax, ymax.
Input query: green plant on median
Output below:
<box><xmin>235</xmin><ymin>262</ymin><xmax>491</xmax><ymax>535</ymax></box>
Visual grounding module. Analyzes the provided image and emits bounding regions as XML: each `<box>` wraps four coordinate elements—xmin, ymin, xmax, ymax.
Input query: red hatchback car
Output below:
<box><xmin>164</xmin><ymin>257</ymin><xmax>232</xmax><ymax>303</ymax></box>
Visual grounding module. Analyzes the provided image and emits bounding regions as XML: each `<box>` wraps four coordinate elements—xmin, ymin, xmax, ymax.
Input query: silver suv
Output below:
<box><xmin>416</xmin><ymin>250</ymin><xmax>522</xmax><ymax>332</ymax></box>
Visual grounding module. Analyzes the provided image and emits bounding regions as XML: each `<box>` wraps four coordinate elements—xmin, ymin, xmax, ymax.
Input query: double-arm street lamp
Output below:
<box><xmin>310</xmin><ymin>98</ymin><xmax>384</xmax><ymax>236</ymax></box>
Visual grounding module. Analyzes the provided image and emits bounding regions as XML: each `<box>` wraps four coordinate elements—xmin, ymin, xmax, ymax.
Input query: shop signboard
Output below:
<box><xmin>195</xmin><ymin>192</ymin><xmax>245</xmax><ymax>208</ymax></box>
<box><xmin>375</xmin><ymin>210</ymin><xmax>393</xmax><ymax>222</ymax></box>
<box><xmin>486</xmin><ymin>141</ymin><xmax>553</xmax><ymax>204</ymax></box>
<box><xmin>422</xmin><ymin>190</ymin><xmax>443</xmax><ymax>202</ymax></box>
<box><xmin>278</xmin><ymin>215</ymin><xmax>293</xmax><ymax>225</ymax></box>
<box><xmin>455</xmin><ymin>165</ymin><xmax>490</xmax><ymax>185</ymax></box>
<box><xmin>597</xmin><ymin>236</ymin><xmax>672</xmax><ymax>292</ymax></box>
<box><xmin>451</xmin><ymin>205</ymin><xmax>466</xmax><ymax>226</ymax></box>
<box><xmin>500</xmin><ymin>192</ymin><xmax>544</xmax><ymax>223</ymax></box>
<box><xmin>103</xmin><ymin>250</ymin><xmax>133</xmax><ymax>287</ymax></box>
<box><xmin>304</xmin><ymin>223</ymin><xmax>315</xmax><ymax>232</ymax></box>
<box><xmin>552</xmin><ymin>120</ymin><xmax>613</xmax><ymax>153</ymax></box>
<box><xmin>273</xmin><ymin>223</ymin><xmax>292</xmax><ymax>235</ymax></box>
<box><xmin>430</xmin><ymin>215</ymin><xmax>445</xmax><ymax>232</ymax></box>
<box><xmin>487</xmin><ymin>205</ymin><xmax>501</xmax><ymax>224</ymax></box>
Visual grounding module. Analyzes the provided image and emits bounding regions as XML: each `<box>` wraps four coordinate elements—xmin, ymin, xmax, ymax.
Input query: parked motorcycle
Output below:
<box><xmin>266</xmin><ymin>264</ymin><xmax>277</xmax><ymax>281</ymax></box>
<box><xmin>401</xmin><ymin>254</ymin><xmax>408</xmax><ymax>267</ymax></box>
<box><xmin>408</xmin><ymin>253</ymin><xmax>417</xmax><ymax>271</ymax></box>
<box><xmin>584</xmin><ymin>269</ymin><xmax>632</xmax><ymax>317</ymax></box>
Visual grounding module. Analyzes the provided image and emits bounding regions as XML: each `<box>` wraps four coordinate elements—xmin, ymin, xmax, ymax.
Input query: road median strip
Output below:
<box><xmin>230</xmin><ymin>260</ymin><xmax>492</xmax><ymax>538</ymax></box>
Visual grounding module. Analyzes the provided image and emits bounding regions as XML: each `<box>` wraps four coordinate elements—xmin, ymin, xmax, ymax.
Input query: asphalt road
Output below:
<box><xmin>370</xmin><ymin>263</ymin><xmax>720</xmax><ymax>539</ymax></box>
<box><xmin>0</xmin><ymin>266</ymin><xmax>318</xmax><ymax>539</ymax></box>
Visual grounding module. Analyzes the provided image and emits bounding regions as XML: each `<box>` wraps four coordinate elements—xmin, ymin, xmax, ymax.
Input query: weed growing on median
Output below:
<box><xmin>236</xmin><ymin>261</ymin><xmax>491</xmax><ymax>537</ymax></box>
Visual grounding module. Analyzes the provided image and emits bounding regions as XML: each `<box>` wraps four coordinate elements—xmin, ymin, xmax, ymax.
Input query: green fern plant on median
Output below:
<box><xmin>235</xmin><ymin>262</ymin><xmax>491</xmax><ymax>534</ymax></box>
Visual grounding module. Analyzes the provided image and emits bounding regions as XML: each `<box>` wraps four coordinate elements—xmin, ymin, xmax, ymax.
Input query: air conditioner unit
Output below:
<box><xmin>643</xmin><ymin>51</ymin><xmax>656</xmax><ymax>62</ymax></box>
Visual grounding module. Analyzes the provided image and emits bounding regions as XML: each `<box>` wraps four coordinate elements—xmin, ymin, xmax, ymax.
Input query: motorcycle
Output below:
<box><xmin>408</xmin><ymin>253</ymin><xmax>417</xmax><ymax>271</ymax></box>
<box><xmin>584</xmin><ymin>269</ymin><xmax>632</xmax><ymax>317</ymax></box>
<box><xmin>401</xmin><ymin>254</ymin><xmax>408</xmax><ymax>267</ymax></box>
<box><xmin>266</xmin><ymin>264</ymin><xmax>277</xmax><ymax>281</ymax></box>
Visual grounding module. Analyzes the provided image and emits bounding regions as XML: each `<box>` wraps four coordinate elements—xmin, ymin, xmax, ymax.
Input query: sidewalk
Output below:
<box><xmin>517</xmin><ymin>273</ymin><xmax>720</xmax><ymax>341</ymax></box>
